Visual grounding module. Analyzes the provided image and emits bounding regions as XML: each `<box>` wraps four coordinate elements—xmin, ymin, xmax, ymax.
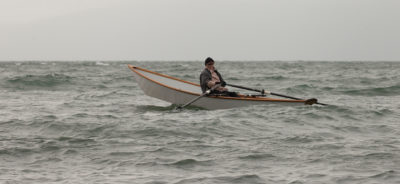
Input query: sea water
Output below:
<box><xmin>0</xmin><ymin>61</ymin><xmax>399</xmax><ymax>184</ymax></box>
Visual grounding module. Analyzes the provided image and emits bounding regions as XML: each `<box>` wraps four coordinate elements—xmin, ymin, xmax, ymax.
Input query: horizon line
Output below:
<box><xmin>1</xmin><ymin>60</ymin><xmax>399</xmax><ymax>62</ymax></box>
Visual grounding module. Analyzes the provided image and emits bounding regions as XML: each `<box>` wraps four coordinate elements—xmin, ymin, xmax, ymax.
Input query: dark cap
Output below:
<box><xmin>205</xmin><ymin>57</ymin><xmax>214</xmax><ymax>65</ymax></box>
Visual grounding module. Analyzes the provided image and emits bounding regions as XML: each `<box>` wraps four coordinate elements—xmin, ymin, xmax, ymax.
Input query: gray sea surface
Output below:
<box><xmin>0</xmin><ymin>61</ymin><xmax>399</xmax><ymax>184</ymax></box>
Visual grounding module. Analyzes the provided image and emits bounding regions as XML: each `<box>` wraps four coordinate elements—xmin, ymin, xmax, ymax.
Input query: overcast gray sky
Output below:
<box><xmin>1</xmin><ymin>0</ymin><xmax>399</xmax><ymax>61</ymax></box>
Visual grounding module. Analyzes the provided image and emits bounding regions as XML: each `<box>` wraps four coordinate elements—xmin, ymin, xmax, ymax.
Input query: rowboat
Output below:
<box><xmin>128</xmin><ymin>65</ymin><xmax>311</xmax><ymax>109</ymax></box>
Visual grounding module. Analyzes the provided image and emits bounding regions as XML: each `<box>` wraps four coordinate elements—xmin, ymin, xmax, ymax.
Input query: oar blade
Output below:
<box><xmin>305</xmin><ymin>98</ymin><xmax>318</xmax><ymax>105</ymax></box>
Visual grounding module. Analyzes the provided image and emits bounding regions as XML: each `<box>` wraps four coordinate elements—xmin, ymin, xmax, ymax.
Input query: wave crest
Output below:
<box><xmin>341</xmin><ymin>84</ymin><xmax>400</xmax><ymax>96</ymax></box>
<box><xmin>6</xmin><ymin>73</ymin><xmax>73</xmax><ymax>89</ymax></box>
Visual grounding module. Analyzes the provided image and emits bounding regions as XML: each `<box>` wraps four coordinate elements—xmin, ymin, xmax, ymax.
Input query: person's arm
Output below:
<box><xmin>200</xmin><ymin>70</ymin><xmax>212</xmax><ymax>92</ymax></box>
<box><xmin>200</xmin><ymin>72</ymin><xmax>211</xmax><ymax>86</ymax></box>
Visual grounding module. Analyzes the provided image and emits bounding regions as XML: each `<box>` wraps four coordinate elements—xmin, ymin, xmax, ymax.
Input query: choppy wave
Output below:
<box><xmin>6</xmin><ymin>73</ymin><xmax>73</xmax><ymax>89</ymax></box>
<box><xmin>174</xmin><ymin>174</ymin><xmax>265</xmax><ymax>184</ymax></box>
<box><xmin>341</xmin><ymin>84</ymin><xmax>400</xmax><ymax>96</ymax></box>
<box><xmin>136</xmin><ymin>104</ymin><xmax>205</xmax><ymax>112</ymax></box>
<box><xmin>168</xmin><ymin>158</ymin><xmax>215</xmax><ymax>168</ymax></box>
<box><xmin>239</xmin><ymin>153</ymin><xmax>276</xmax><ymax>160</ymax></box>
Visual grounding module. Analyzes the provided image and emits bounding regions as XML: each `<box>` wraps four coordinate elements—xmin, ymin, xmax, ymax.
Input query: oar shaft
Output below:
<box><xmin>177</xmin><ymin>84</ymin><xmax>221</xmax><ymax>109</ymax></box>
<box><xmin>227</xmin><ymin>83</ymin><xmax>306</xmax><ymax>100</ymax></box>
<box><xmin>226</xmin><ymin>84</ymin><xmax>264</xmax><ymax>94</ymax></box>
<box><xmin>269</xmin><ymin>92</ymin><xmax>302</xmax><ymax>100</ymax></box>
<box><xmin>270</xmin><ymin>92</ymin><xmax>327</xmax><ymax>105</ymax></box>
<box><xmin>180</xmin><ymin>93</ymin><xmax>206</xmax><ymax>108</ymax></box>
<box><xmin>316</xmin><ymin>102</ymin><xmax>328</xmax><ymax>106</ymax></box>
<box><xmin>227</xmin><ymin>83</ymin><xmax>328</xmax><ymax>106</ymax></box>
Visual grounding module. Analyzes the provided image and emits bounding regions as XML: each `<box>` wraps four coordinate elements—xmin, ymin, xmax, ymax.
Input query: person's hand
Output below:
<box><xmin>215</xmin><ymin>81</ymin><xmax>226</xmax><ymax>86</ymax></box>
<box><xmin>221</xmin><ymin>81</ymin><xmax>226</xmax><ymax>87</ymax></box>
<box><xmin>208</xmin><ymin>81</ymin><xmax>216</xmax><ymax>87</ymax></box>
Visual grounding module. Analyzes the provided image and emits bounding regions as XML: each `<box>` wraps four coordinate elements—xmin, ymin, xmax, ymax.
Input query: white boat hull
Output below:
<box><xmin>128</xmin><ymin>65</ymin><xmax>306</xmax><ymax>110</ymax></box>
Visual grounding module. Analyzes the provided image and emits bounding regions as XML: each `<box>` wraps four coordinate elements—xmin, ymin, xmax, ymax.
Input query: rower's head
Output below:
<box><xmin>205</xmin><ymin>57</ymin><xmax>215</xmax><ymax>69</ymax></box>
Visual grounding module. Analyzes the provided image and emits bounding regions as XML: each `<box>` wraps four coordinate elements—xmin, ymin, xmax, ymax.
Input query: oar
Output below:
<box><xmin>226</xmin><ymin>83</ymin><xmax>327</xmax><ymax>106</ymax></box>
<box><xmin>175</xmin><ymin>84</ymin><xmax>221</xmax><ymax>110</ymax></box>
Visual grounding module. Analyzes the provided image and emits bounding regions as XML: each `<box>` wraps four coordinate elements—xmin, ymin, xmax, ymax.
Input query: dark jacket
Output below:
<box><xmin>199</xmin><ymin>68</ymin><xmax>225</xmax><ymax>93</ymax></box>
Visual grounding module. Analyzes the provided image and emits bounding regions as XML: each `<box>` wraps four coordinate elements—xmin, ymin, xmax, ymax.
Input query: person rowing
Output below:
<box><xmin>200</xmin><ymin>57</ymin><xmax>238</xmax><ymax>97</ymax></box>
